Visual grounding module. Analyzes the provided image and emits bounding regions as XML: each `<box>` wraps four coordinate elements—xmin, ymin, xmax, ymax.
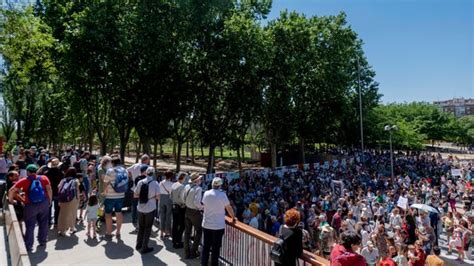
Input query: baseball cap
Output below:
<box><xmin>212</xmin><ymin>177</ymin><xmax>223</xmax><ymax>187</ymax></box>
<box><xmin>146</xmin><ymin>167</ymin><xmax>155</xmax><ymax>176</ymax></box>
<box><xmin>26</xmin><ymin>164</ymin><xmax>38</xmax><ymax>173</ymax></box>
<box><xmin>140</xmin><ymin>164</ymin><xmax>149</xmax><ymax>173</ymax></box>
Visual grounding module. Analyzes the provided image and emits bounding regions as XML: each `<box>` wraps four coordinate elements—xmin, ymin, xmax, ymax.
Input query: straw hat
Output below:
<box><xmin>47</xmin><ymin>158</ymin><xmax>62</xmax><ymax>169</ymax></box>
<box><xmin>321</xmin><ymin>224</ymin><xmax>333</xmax><ymax>233</ymax></box>
<box><xmin>190</xmin><ymin>173</ymin><xmax>202</xmax><ymax>183</ymax></box>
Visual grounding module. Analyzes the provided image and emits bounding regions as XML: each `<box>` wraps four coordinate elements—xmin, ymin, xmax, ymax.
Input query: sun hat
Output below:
<box><xmin>47</xmin><ymin>158</ymin><xmax>62</xmax><ymax>168</ymax></box>
<box><xmin>190</xmin><ymin>173</ymin><xmax>202</xmax><ymax>182</ymax></box>
<box><xmin>321</xmin><ymin>224</ymin><xmax>333</xmax><ymax>232</ymax></box>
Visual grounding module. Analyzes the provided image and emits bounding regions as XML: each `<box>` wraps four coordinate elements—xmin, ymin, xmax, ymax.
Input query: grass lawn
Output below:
<box><xmin>159</xmin><ymin>144</ymin><xmax>251</xmax><ymax>159</ymax></box>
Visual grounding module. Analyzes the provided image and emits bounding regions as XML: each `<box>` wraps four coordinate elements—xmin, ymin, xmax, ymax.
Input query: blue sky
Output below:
<box><xmin>267</xmin><ymin>0</ymin><xmax>473</xmax><ymax>103</ymax></box>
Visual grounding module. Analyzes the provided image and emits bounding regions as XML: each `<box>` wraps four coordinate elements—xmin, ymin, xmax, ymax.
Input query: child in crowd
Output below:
<box><xmin>77</xmin><ymin>174</ymin><xmax>88</xmax><ymax>221</ymax></box>
<box><xmin>85</xmin><ymin>194</ymin><xmax>99</xmax><ymax>239</ymax></box>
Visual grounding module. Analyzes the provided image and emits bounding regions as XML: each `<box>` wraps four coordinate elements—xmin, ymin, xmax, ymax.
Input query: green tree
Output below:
<box><xmin>0</xmin><ymin>7</ymin><xmax>57</xmax><ymax>143</ymax></box>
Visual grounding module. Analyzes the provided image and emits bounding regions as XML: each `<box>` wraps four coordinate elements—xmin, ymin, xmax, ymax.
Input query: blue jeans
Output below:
<box><xmin>24</xmin><ymin>200</ymin><xmax>50</xmax><ymax>250</ymax></box>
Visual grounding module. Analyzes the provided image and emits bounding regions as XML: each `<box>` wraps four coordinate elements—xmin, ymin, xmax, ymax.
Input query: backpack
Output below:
<box><xmin>139</xmin><ymin>179</ymin><xmax>153</xmax><ymax>204</ymax></box>
<box><xmin>111</xmin><ymin>166</ymin><xmax>128</xmax><ymax>193</ymax></box>
<box><xmin>28</xmin><ymin>176</ymin><xmax>46</xmax><ymax>204</ymax></box>
<box><xmin>134</xmin><ymin>175</ymin><xmax>146</xmax><ymax>187</ymax></box>
<box><xmin>58</xmin><ymin>178</ymin><xmax>77</xmax><ymax>203</ymax></box>
<box><xmin>270</xmin><ymin>229</ymin><xmax>294</xmax><ymax>264</ymax></box>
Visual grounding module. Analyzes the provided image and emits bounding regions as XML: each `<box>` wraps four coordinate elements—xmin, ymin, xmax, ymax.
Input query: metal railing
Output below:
<box><xmin>220</xmin><ymin>217</ymin><xmax>330</xmax><ymax>266</ymax></box>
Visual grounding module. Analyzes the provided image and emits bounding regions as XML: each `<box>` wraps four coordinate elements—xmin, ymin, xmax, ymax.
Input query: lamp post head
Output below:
<box><xmin>384</xmin><ymin>125</ymin><xmax>398</xmax><ymax>131</ymax></box>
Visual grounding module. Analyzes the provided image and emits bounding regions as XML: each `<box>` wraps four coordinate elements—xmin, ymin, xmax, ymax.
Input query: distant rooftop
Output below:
<box><xmin>433</xmin><ymin>98</ymin><xmax>474</xmax><ymax>105</ymax></box>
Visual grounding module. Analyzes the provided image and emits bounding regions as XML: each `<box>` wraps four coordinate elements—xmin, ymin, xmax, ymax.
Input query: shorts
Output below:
<box><xmin>87</xmin><ymin>217</ymin><xmax>98</xmax><ymax>222</ymax></box>
<box><xmin>104</xmin><ymin>198</ymin><xmax>124</xmax><ymax>214</ymax></box>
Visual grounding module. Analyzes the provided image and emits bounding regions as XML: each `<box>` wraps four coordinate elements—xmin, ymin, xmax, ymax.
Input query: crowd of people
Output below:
<box><xmin>225</xmin><ymin>151</ymin><xmax>474</xmax><ymax>265</ymax></box>
<box><xmin>2</xmin><ymin>144</ymin><xmax>237</xmax><ymax>266</ymax></box>
<box><xmin>2</xmin><ymin>143</ymin><xmax>474</xmax><ymax>266</ymax></box>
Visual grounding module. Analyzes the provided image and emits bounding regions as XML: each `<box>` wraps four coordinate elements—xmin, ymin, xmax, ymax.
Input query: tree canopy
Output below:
<box><xmin>0</xmin><ymin>2</ymin><xmax>471</xmax><ymax>172</ymax></box>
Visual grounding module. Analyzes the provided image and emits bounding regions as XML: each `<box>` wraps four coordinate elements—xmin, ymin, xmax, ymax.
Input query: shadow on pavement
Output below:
<box><xmin>28</xmin><ymin>245</ymin><xmax>48</xmax><ymax>266</ymax></box>
<box><xmin>103</xmin><ymin>239</ymin><xmax>134</xmax><ymax>260</ymax></box>
<box><xmin>54</xmin><ymin>234</ymin><xmax>79</xmax><ymax>250</ymax></box>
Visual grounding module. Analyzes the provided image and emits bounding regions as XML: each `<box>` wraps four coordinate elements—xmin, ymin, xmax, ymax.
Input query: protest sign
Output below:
<box><xmin>451</xmin><ymin>169</ymin><xmax>462</xmax><ymax>177</ymax></box>
<box><xmin>397</xmin><ymin>196</ymin><xmax>408</xmax><ymax>210</ymax></box>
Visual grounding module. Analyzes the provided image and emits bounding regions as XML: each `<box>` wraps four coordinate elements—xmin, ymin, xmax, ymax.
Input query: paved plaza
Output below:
<box><xmin>27</xmin><ymin>211</ymin><xmax>199</xmax><ymax>266</ymax></box>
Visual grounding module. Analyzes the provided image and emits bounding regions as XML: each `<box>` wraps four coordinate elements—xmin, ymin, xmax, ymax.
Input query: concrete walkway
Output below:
<box><xmin>27</xmin><ymin>211</ymin><xmax>199</xmax><ymax>266</ymax></box>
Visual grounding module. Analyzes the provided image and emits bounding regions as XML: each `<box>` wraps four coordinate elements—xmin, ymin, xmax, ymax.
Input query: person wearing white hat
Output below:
<box><xmin>183</xmin><ymin>173</ymin><xmax>204</xmax><ymax>259</ymax></box>
<box><xmin>201</xmin><ymin>177</ymin><xmax>235</xmax><ymax>266</ymax></box>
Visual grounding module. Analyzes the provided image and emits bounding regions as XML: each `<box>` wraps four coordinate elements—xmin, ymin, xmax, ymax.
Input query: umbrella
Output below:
<box><xmin>410</xmin><ymin>204</ymin><xmax>439</xmax><ymax>213</ymax></box>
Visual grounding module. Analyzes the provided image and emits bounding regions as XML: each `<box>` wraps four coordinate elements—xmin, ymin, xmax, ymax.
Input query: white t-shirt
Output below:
<box><xmin>127</xmin><ymin>163</ymin><xmax>144</xmax><ymax>189</ymax></box>
<box><xmin>249</xmin><ymin>217</ymin><xmax>259</xmax><ymax>229</ymax></box>
<box><xmin>159</xmin><ymin>180</ymin><xmax>174</xmax><ymax>195</ymax></box>
<box><xmin>86</xmin><ymin>204</ymin><xmax>99</xmax><ymax>220</ymax></box>
<box><xmin>202</xmin><ymin>189</ymin><xmax>230</xmax><ymax>230</ymax></box>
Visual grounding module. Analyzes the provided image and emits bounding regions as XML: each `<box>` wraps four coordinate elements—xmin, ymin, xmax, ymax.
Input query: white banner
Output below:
<box><xmin>397</xmin><ymin>196</ymin><xmax>408</xmax><ymax>210</ymax></box>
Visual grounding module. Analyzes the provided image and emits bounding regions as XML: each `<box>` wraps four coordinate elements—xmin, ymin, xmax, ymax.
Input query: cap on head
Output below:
<box><xmin>212</xmin><ymin>177</ymin><xmax>223</xmax><ymax>187</ymax></box>
<box><xmin>146</xmin><ymin>167</ymin><xmax>155</xmax><ymax>176</ymax></box>
<box><xmin>140</xmin><ymin>164</ymin><xmax>149</xmax><ymax>173</ymax></box>
<box><xmin>26</xmin><ymin>164</ymin><xmax>38</xmax><ymax>173</ymax></box>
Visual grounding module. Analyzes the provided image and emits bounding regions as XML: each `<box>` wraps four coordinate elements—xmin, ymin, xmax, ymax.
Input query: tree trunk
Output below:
<box><xmin>172</xmin><ymin>141</ymin><xmax>177</xmax><ymax>161</ymax></box>
<box><xmin>139</xmin><ymin>134</ymin><xmax>151</xmax><ymax>155</ymax></box>
<box><xmin>159</xmin><ymin>143</ymin><xmax>164</xmax><ymax>159</ymax></box>
<box><xmin>191</xmin><ymin>141</ymin><xmax>195</xmax><ymax>164</ymax></box>
<box><xmin>100</xmin><ymin>140</ymin><xmax>107</xmax><ymax>156</ymax></box>
<box><xmin>186</xmin><ymin>142</ymin><xmax>189</xmax><ymax>159</ymax></box>
<box><xmin>119</xmin><ymin>140</ymin><xmax>127</xmax><ymax>164</ymax></box>
<box><xmin>299</xmin><ymin>136</ymin><xmax>305</xmax><ymax>164</ymax></box>
<box><xmin>135</xmin><ymin>141</ymin><xmax>141</xmax><ymax>163</ymax></box>
<box><xmin>16</xmin><ymin>118</ymin><xmax>22</xmax><ymax>142</ymax></box>
<box><xmin>88</xmin><ymin>131</ymin><xmax>94</xmax><ymax>153</ymax></box>
<box><xmin>220</xmin><ymin>146</ymin><xmax>224</xmax><ymax>159</ymax></box>
<box><xmin>200</xmin><ymin>145</ymin><xmax>204</xmax><ymax>158</ymax></box>
<box><xmin>207</xmin><ymin>145</ymin><xmax>216</xmax><ymax>174</ymax></box>
<box><xmin>241</xmin><ymin>144</ymin><xmax>245</xmax><ymax>161</ymax></box>
<box><xmin>237</xmin><ymin>147</ymin><xmax>242</xmax><ymax>172</ymax></box>
<box><xmin>271</xmin><ymin>143</ymin><xmax>277</xmax><ymax>168</ymax></box>
<box><xmin>153</xmin><ymin>142</ymin><xmax>158</xmax><ymax>169</ymax></box>
<box><xmin>176</xmin><ymin>141</ymin><xmax>183</xmax><ymax>173</ymax></box>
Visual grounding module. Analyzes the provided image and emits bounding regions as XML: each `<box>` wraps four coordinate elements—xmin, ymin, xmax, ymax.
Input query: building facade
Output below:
<box><xmin>433</xmin><ymin>98</ymin><xmax>474</xmax><ymax>117</ymax></box>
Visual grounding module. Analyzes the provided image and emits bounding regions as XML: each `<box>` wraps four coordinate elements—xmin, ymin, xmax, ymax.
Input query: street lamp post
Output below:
<box><xmin>357</xmin><ymin>57</ymin><xmax>364</xmax><ymax>153</ymax></box>
<box><xmin>384</xmin><ymin>125</ymin><xmax>398</xmax><ymax>179</ymax></box>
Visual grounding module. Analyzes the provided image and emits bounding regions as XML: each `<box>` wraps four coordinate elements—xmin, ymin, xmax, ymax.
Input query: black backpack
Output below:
<box><xmin>139</xmin><ymin>180</ymin><xmax>153</xmax><ymax>204</ymax></box>
<box><xmin>270</xmin><ymin>229</ymin><xmax>294</xmax><ymax>264</ymax></box>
